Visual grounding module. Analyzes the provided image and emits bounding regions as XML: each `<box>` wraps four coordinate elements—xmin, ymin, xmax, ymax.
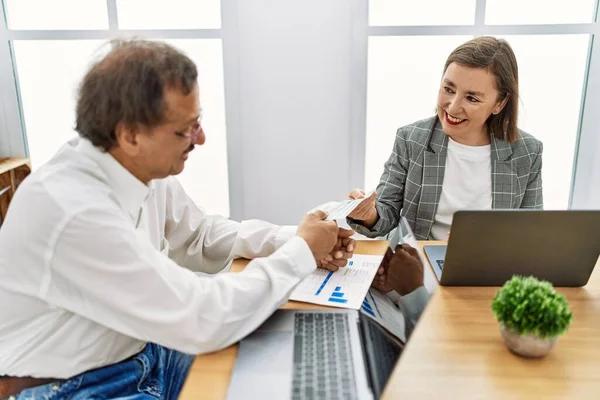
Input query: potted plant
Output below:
<box><xmin>491</xmin><ymin>275</ymin><xmax>573</xmax><ymax>358</ymax></box>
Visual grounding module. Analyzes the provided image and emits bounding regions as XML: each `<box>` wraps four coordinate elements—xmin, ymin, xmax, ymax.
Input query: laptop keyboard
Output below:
<box><xmin>292</xmin><ymin>313</ymin><xmax>357</xmax><ymax>400</ymax></box>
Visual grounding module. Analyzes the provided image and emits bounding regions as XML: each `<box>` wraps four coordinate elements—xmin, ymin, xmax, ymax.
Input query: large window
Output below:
<box><xmin>116</xmin><ymin>0</ymin><xmax>221</xmax><ymax>29</ymax></box>
<box><xmin>12</xmin><ymin>40</ymin><xmax>105</xmax><ymax>166</ymax></box>
<box><xmin>365</xmin><ymin>35</ymin><xmax>470</xmax><ymax>193</ymax></box>
<box><xmin>369</xmin><ymin>0</ymin><xmax>476</xmax><ymax>26</ymax></box>
<box><xmin>4</xmin><ymin>0</ymin><xmax>229</xmax><ymax>216</ymax></box>
<box><xmin>485</xmin><ymin>0</ymin><xmax>596</xmax><ymax>25</ymax></box>
<box><xmin>6</xmin><ymin>0</ymin><xmax>109</xmax><ymax>30</ymax></box>
<box><xmin>496</xmin><ymin>35</ymin><xmax>589</xmax><ymax>209</ymax></box>
<box><xmin>365</xmin><ymin>1</ymin><xmax>593</xmax><ymax>210</ymax></box>
<box><xmin>2</xmin><ymin>1</ymin><xmax>599</xmax><ymax>221</ymax></box>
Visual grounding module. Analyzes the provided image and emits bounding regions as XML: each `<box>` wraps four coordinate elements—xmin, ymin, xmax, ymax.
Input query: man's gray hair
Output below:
<box><xmin>75</xmin><ymin>39</ymin><xmax>198</xmax><ymax>151</ymax></box>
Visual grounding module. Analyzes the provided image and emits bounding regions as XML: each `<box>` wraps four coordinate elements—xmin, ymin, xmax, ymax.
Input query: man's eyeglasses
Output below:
<box><xmin>174</xmin><ymin>122</ymin><xmax>202</xmax><ymax>141</ymax></box>
<box><xmin>173</xmin><ymin>111</ymin><xmax>203</xmax><ymax>142</ymax></box>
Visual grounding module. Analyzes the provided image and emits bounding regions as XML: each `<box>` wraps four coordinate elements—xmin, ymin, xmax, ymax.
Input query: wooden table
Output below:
<box><xmin>0</xmin><ymin>158</ymin><xmax>30</xmax><ymax>224</ymax></box>
<box><xmin>384</xmin><ymin>250</ymin><xmax>600</xmax><ymax>399</ymax></box>
<box><xmin>180</xmin><ymin>241</ymin><xmax>600</xmax><ymax>399</ymax></box>
<box><xmin>179</xmin><ymin>240</ymin><xmax>389</xmax><ymax>399</ymax></box>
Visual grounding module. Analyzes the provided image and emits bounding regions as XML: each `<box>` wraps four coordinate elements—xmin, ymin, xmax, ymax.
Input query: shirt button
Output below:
<box><xmin>51</xmin><ymin>384</ymin><xmax>60</xmax><ymax>391</ymax></box>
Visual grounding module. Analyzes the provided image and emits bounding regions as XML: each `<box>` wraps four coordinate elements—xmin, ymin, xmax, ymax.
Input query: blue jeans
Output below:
<box><xmin>14</xmin><ymin>344</ymin><xmax>195</xmax><ymax>400</ymax></box>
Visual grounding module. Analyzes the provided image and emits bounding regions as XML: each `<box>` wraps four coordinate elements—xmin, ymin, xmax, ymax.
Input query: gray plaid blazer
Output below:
<box><xmin>351</xmin><ymin>116</ymin><xmax>543</xmax><ymax>240</ymax></box>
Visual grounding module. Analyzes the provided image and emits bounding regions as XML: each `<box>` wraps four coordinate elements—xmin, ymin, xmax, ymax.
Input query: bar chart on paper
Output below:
<box><xmin>290</xmin><ymin>254</ymin><xmax>383</xmax><ymax>309</ymax></box>
<box><xmin>360</xmin><ymin>289</ymin><xmax>406</xmax><ymax>342</ymax></box>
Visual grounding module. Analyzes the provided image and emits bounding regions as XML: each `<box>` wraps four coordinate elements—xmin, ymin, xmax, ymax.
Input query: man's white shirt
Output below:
<box><xmin>0</xmin><ymin>138</ymin><xmax>316</xmax><ymax>378</ymax></box>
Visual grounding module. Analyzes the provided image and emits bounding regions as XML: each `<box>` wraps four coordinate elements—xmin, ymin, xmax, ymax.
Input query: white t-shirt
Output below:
<box><xmin>431</xmin><ymin>138</ymin><xmax>492</xmax><ymax>240</ymax></box>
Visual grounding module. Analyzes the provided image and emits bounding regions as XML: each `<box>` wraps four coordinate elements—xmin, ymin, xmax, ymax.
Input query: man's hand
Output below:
<box><xmin>318</xmin><ymin>228</ymin><xmax>356</xmax><ymax>271</ymax></box>
<box><xmin>386</xmin><ymin>244</ymin><xmax>424</xmax><ymax>296</ymax></box>
<box><xmin>346</xmin><ymin>189</ymin><xmax>378</xmax><ymax>228</ymax></box>
<box><xmin>296</xmin><ymin>210</ymin><xmax>339</xmax><ymax>262</ymax></box>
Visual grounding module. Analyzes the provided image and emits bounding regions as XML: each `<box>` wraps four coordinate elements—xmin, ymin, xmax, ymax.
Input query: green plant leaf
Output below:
<box><xmin>491</xmin><ymin>275</ymin><xmax>573</xmax><ymax>339</ymax></box>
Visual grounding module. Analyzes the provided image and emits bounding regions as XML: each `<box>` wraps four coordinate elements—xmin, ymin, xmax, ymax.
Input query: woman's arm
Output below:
<box><xmin>520</xmin><ymin>141</ymin><xmax>543</xmax><ymax>209</ymax></box>
<box><xmin>348</xmin><ymin>127</ymin><xmax>410</xmax><ymax>237</ymax></box>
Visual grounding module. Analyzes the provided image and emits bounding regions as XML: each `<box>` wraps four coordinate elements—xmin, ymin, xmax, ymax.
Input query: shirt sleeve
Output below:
<box><xmin>386</xmin><ymin>286</ymin><xmax>430</xmax><ymax>340</ymax></box>
<box><xmin>163</xmin><ymin>177</ymin><xmax>299</xmax><ymax>274</ymax></box>
<box><xmin>43</xmin><ymin>206</ymin><xmax>316</xmax><ymax>355</ymax></box>
<box><xmin>347</xmin><ymin>127</ymin><xmax>410</xmax><ymax>237</ymax></box>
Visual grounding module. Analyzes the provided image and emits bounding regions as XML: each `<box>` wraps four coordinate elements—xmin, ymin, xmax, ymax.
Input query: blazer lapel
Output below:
<box><xmin>490</xmin><ymin>134</ymin><xmax>517</xmax><ymax>209</ymax></box>
<box><xmin>414</xmin><ymin>120</ymin><xmax>448</xmax><ymax>239</ymax></box>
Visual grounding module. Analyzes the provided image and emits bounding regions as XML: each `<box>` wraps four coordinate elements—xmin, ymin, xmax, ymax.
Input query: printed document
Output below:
<box><xmin>290</xmin><ymin>254</ymin><xmax>383</xmax><ymax>309</ymax></box>
<box><xmin>308</xmin><ymin>190</ymin><xmax>374</xmax><ymax>221</ymax></box>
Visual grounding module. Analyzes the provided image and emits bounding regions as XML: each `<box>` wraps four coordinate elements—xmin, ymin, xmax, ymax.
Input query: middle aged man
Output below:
<box><xmin>0</xmin><ymin>39</ymin><xmax>355</xmax><ymax>399</ymax></box>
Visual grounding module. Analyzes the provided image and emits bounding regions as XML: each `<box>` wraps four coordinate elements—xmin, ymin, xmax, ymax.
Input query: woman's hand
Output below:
<box><xmin>347</xmin><ymin>189</ymin><xmax>379</xmax><ymax>228</ymax></box>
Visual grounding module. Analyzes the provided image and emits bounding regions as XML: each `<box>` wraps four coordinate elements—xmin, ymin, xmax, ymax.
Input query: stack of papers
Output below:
<box><xmin>289</xmin><ymin>254</ymin><xmax>383</xmax><ymax>309</ymax></box>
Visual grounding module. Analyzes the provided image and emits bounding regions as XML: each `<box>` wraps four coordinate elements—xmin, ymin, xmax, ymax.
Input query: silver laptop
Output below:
<box><xmin>226</xmin><ymin>309</ymin><xmax>403</xmax><ymax>400</ymax></box>
<box><xmin>423</xmin><ymin>210</ymin><xmax>600</xmax><ymax>287</ymax></box>
<box><xmin>227</xmin><ymin>227</ymin><xmax>406</xmax><ymax>400</ymax></box>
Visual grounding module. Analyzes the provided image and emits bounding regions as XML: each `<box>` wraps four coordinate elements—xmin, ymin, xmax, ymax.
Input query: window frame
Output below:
<box><xmin>0</xmin><ymin>0</ymin><xmax>243</xmax><ymax>218</ymax></box>
<box><xmin>354</xmin><ymin>0</ymin><xmax>600</xmax><ymax>209</ymax></box>
<box><xmin>2</xmin><ymin>0</ymin><xmax>600</xmax><ymax>212</ymax></box>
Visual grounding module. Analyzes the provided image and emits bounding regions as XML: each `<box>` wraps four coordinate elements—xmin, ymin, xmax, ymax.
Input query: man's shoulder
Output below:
<box><xmin>0</xmin><ymin>145</ymin><xmax>120</xmax><ymax>258</ymax></box>
<box><xmin>21</xmin><ymin>145</ymin><xmax>116</xmax><ymax>218</ymax></box>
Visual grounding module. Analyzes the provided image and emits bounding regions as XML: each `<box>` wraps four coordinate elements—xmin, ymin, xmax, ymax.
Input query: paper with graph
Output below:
<box><xmin>290</xmin><ymin>254</ymin><xmax>383</xmax><ymax>309</ymax></box>
<box><xmin>360</xmin><ymin>289</ymin><xmax>406</xmax><ymax>343</ymax></box>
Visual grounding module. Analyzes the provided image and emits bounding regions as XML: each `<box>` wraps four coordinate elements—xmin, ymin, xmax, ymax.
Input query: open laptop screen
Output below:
<box><xmin>387</xmin><ymin>217</ymin><xmax>418</xmax><ymax>249</ymax></box>
<box><xmin>358</xmin><ymin>313</ymin><xmax>403</xmax><ymax>398</ymax></box>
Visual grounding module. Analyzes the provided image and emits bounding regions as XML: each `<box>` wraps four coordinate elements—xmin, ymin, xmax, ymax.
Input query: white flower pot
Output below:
<box><xmin>500</xmin><ymin>326</ymin><xmax>558</xmax><ymax>358</ymax></box>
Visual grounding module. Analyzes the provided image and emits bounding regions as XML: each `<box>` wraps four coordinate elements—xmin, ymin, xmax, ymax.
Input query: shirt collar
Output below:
<box><xmin>76</xmin><ymin>138</ymin><xmax>151</xmax><ymax>220</ymax></box>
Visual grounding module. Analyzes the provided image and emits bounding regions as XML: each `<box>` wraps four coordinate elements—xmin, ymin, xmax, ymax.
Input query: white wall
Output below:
<box><xmin>228</xmin><ymin>0</ymin><xmax>364</xmax><ymax>224</ymax></box>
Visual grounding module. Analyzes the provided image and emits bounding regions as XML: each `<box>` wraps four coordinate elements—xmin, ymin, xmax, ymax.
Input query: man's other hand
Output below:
<box><xmin>318</xmin><ymin>228</ymin><xmax>356</xmax><ymax>271</ymax></box>
<box><xmin>297</xmin><ymin>210</ymin><xmax>339</xmax><ymax>262</ymax></box>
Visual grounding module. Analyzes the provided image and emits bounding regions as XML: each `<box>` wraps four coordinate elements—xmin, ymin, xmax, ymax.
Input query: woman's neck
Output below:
<box><xmin>448</xmin><ymin>126</ymin><xmax>490</xmax><ymax>146</ymax></box>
